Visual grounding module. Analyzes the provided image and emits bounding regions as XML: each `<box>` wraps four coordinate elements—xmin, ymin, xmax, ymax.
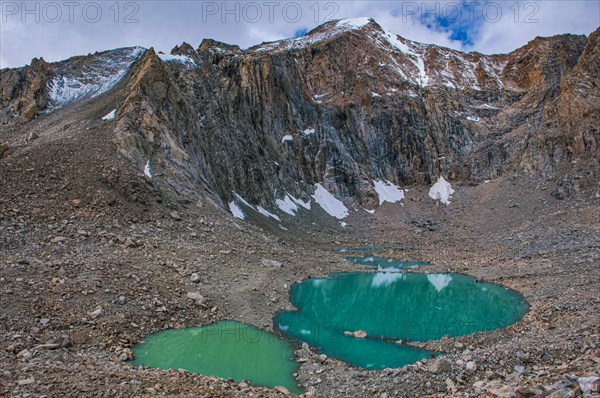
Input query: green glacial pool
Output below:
<box><xmin>345</xmin><ymin>256</ymin><xmax>430</xmax><ymax>269</ymax></box>
<box><xmin>130</xmin><ymin>262</ymin><xmax>527</xmax><ymax>390</ymax></box>
<box><xmin>130</xmin><ymin>321</ymin><xmax>301</xmax><ymax>394</ymax></box>
<box><xmin>275</xmin><ymin>272</ymin><xmax>527</xmax><ymax>369</ymax></box>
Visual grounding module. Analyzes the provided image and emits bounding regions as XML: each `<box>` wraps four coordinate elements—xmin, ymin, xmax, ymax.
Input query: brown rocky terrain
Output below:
<box><xmin>1</xmin><ymin>17</ymin><xmax>599</xmax><ymax>398</ymax></box>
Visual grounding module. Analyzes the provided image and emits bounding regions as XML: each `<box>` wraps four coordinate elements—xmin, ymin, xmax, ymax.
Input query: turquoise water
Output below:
<box><xmin>345</xmin><ymin>256</ymin><xmax>430</xmax><ymax>269</ymax></box>
<box><xmin>276</xmin><ymin>272</ymin><xmax>527</xmax><ymax>369</ymax></box>
<box><xmin>130</xmin><ymin>321</ymin><xmax>301</xmax><ymax>394</ymax></box>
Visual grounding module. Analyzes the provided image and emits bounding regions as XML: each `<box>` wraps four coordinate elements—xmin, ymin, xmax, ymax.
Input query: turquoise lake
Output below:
<box><xmin>276</xmin><ymin>272</ymin><xmax>527</xmax><ymax>369</ymax></box>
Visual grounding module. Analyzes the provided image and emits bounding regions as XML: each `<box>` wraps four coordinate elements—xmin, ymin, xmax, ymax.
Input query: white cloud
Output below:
<box><xmin>1</xmin><ymin>1</ymin><xmax>597</xmax><ymax>68</ymax></box>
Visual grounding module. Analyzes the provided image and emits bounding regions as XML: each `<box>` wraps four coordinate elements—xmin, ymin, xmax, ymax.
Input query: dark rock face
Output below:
<box><xmin>1</xmin><ymin>19</ymin><xmax>598</xmax><ymax>211</ymax></box>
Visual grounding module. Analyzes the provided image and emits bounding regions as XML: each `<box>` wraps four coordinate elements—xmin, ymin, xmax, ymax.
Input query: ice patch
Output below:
<box><xmin>312</xmin><ymin>184</ymin><xmax>349</xmax><ymax>219</ymax></box>
<box><xmin>229</xmin><ymin>201</ymin><xmax>245</xmax><ymax>220</ymax></box>
<box><xmin>373</xmin><ymin>180</ymin><xmax>405</xmax><ymax>205</ymax></box>
<box><xmin>144</xmin><ymin>160</ymin><xmax>153</xmax><ymax>179</ymax></box>
<box><xmin>102</xmin><ymin>109</ymin><xmax>116</xmax><ymax>121</ymax></box>
<box><xmin>299</xmin><ymin>329</ymin><xmax>312</xmax><ymax>335</ymax></box>
<box><xmin>278</xmin><ymin>324</ymin><xmax>289</xmax><ymax>332</ymax></box>
<box><xmin>427</xmin><ymin>274</ymin><xmax>452</xmax><ymax>292</ymax></box>
<box><xmin>428</xmin><ymin>176</ymin><xmax>455</xmax><ymax>205</ymax></box>
<box><xmin>372</xmin><ymin>272</ymin><xmax>405</xmax><ymax>287</ymax></box>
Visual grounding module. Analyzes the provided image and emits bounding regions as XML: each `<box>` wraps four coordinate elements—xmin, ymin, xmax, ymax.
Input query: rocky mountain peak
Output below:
<box><xmin>171</xmin><ymin>42</ymin><xmax>196</xmax><ymax>56</ymax></box>
<box><xmin>198</xmin><ymin>39</ymin><xmax>241</xmax><ymax>54</ymax></box>
<box><xmin>1</xmin><ymin>18</ymin><xmax>598</xmax><ymax>216</ymax></box>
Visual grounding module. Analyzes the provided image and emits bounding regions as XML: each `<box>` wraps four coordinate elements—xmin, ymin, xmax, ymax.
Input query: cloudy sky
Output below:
<box><xmin>1</xmin><ymin>0</ymin><xmax>599</xmax><ymax>68</ymax></box>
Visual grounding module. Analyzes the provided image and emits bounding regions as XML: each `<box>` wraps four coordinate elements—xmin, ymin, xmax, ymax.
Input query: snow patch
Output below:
<box><xmin>229</xmin><ymin>202</ymin><xmax>245</xmax><ymax>220</ymax></box>
<box><xmin>291</xmin><ymin>196</ymin><xmax>311</xmax><ymax>210</ymax></box>
<box><xmin>282</xmin><ymin>134</ymin><xmax>293</xmax><ymax>143</ymax></box>
<box><xmin>102</xmin><ymin>109</ymin><xmax>116</xmax><ymax>121</ymax></box>
<box><xmin>336</xmin><ymin>17</ymin><xmax>372</xmax><ymax>29</ymax></box>
<box><xmin>428</xmin><ymin>176</ymin><xmax>455</xmax><ymax>205</ymax></box>
<box><xmin>276</xmin><ymin>195</ymin><xmax>299</xmax><ymax>216</ymax></box>
<box><xmin>144</xmin><ymin>160</ymin><xmax>153</xmax><ymax>179</ymax></box>
<box><xmin>158</xmin><ymin>53</ymin><xmax>196</xmax><ymax>66</ymax></box>
<box><xmin>466</xmin><ymin>116</ymin><xmax>480</xmax><ymax>122</ymax></box>
<box><xmin>371</xmin><ymin>92</ymin><xmax>381</xmax><ymax>98</ymax></box>
<box><xmin>312</xmin><ymin>184</ymin><xmax>349</xmax><ymax>219</ymax></box>
<box><xmin>232</xmin><ymin>193</ymin><xmax>282</xmax><ymax>221</ymax></box>
<box><xmin>363</xmin><ymin>208</ymin><xmax>375</xmax><ymax>214</ymax></box>
<box><xmin>340</xmin><ymin>221</ymin><xmax>347</xmax><ymax>228</ymax></box>
<box><xmin>303</xmin><ymin>128</ymin><xmax>316</xmax><ymax>135</ymax></box>
<box><xmin>373</xmin><ymin>180</ymin><xmax>405</xmax><ymax>205</ymax></box>
<box><xmin>382</xmin><ymin>31</ymin><xmax>429</xmax><ymax>86</ymax></box>
<box><xmin>276</xmin><ymin>193</ymin><xmax>310</xmax><ymax>215</ymax></box>
<box><xmin>47</xmin><ymin>47</ymin><xmax>144</xmax><ymax>110</ymax></box>
<box><xmin>427</xmin><ymin>274</ymin><xmax>452</xmax><ymax>292</ymax></box>
<box><xmin>257</xmin><ymin>206</ymin><xmax>281</xmax><ymax>222</ymax></box>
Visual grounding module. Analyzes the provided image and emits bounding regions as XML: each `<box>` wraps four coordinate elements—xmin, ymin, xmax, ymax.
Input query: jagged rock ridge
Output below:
<box><xmin>1</xmin><ymin>18</ymin><xmax>598</xmax><ymax>215</ymax></box>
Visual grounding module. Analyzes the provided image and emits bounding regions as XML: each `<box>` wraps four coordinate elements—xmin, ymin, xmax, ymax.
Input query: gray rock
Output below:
<box><xmin>428</xmin><ymin>358</ymin><xmax>452</xmax><ymax>374</ymax></box>
<box><xmin>186</xmin><ymin>292</ymin><xmax>204</xmax><ymax>305</ymax></box>
<box><xmin>89</xmin><ymin>307</ymin><xmax>103</xmax><ymax>320</ymax></box>
<box><xmin>261</xmin><ymin>259</ymin><xmax>282</xmax><ymax>268</ymax></box>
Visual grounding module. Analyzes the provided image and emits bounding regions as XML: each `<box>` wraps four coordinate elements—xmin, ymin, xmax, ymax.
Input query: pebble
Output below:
<box><xmin>186</xmin><ymin>292</ymin><xmax>204</xmax><ymax>305</ymax></box>
<box><xmin>90</xmin><ymin>307</ymin><xmax>103</xmax><ymax>320</ymax></box>
<box><xmin>260</xmin><ymin>259</ymin><xmax>283</xmax><ymax>268</ymax></box>
<box><xmin>71</xmin><ymin>331</ymin><xmax>89</xmax><ymax>345</ymax></box>
<box><xmin>17</xmin><ymin>377</ymin><xmax>35</xmax><ymax>386</ymax></box>
<box><xmin>466</xmin><ymin>361</ymin><xmax>477</xmax><ymax>372</ymax></box>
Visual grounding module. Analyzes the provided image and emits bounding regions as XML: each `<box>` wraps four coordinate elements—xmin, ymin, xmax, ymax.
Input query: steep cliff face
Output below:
<box><xmin>1</xmin><ymin>18</ymin><xmax>598</xmax><ymax>214</ymax></box>
<box><xmin>1</xmin><ymin>57</ymin><xmax>49</xmax><ymax>124</ymax></box>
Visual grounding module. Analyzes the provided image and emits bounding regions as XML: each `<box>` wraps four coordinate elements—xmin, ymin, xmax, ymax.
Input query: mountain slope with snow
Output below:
<box><xmin>1</xmin><ymin>18</ymin><xmax>598</xmax><ymax>222</ymax></box>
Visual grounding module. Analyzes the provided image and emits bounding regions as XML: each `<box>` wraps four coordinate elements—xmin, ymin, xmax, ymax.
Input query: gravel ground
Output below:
<box><xmin>1</xmin><ymin>121</ymin><xmax>599</xmax><ymax>397</ymax></box>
